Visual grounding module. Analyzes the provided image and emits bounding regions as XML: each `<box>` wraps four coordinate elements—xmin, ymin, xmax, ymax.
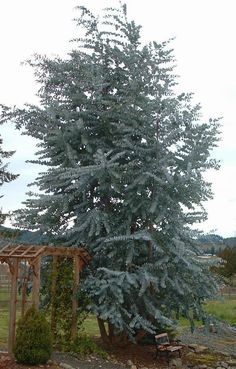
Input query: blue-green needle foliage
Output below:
<box><xmin>1</xmin><ymin>3</ymin><xmax>221</xmax><ymax>341</ymax></box>
<box><xmin>0</xmin><ymin>136</ymin><xmax>18</xmax><ymax>223</ymax></box>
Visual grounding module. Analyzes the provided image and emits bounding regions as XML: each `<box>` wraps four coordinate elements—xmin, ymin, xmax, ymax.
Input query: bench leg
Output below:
<box><xmin>165</xmin><ymin>351</ymin><xmax>170</xmax><ymax>364</ymax></box>
<box><xmin>154</xmin><ymin>348</ymin><xmax>160</xmax><ymax>359</ymax></box>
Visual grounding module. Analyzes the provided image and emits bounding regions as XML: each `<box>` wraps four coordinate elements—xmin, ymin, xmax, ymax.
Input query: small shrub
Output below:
<box><xmin>70</xmin><ymin>335</ymin><xmax>108</xmax><ymax>359</ymax></box>
<box><xmin>13</xmin><ymin>306</ymin><xmax>52</xmax><ymax>365</ymax></box>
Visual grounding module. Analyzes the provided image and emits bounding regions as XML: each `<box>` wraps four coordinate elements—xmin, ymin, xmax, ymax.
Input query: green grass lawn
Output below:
<box><xmin>81</xmin><ymin>299</ymin><xmax>236</xmax><ymax>335</ymax></box>
<box><xmin>0</xmin><ymin>287</ymin><xmax>10</xmax><ymax>348</ymax></box>
<box><xmin>0</xmin><ymin>298</ymin><xmax>235</xmax><ymax>347</ymax></box>
<box><xmin>0</xmin><ymin>288</ymin><xmax>10</xmax><ymax>304</ymax></box>
<box><xmin>81</xmin><ymin>314</ymin><xmax>100</xmax><ymax>336</ymax></box>
<box><xmin>0</xmin><ymin>287</ymin><xmax>30</xmax><ymax>348</ymax></box>
<box><xmin>0</xmin><ymin>310</ymin><xmax>8</xmax><ymax>348</ymax></box>
<box><xmin>205</xmin><ymin>299</ymin><xmax>236</xmax><ymax>324</ymax></box>
<box><xmin>174</xmin><ymin>299</ymin><xmax>236</xmax><ymax>330</ymax></box>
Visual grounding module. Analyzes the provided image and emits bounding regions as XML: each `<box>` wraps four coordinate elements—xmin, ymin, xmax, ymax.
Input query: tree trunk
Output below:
<box><xmin>108</xmin><ymin>321</ymin><xmax>115</xmax><ymax>343</ymax></box>
<box><xmin>51</xmin><ymin>256</ymin><xmax>58</xmax><ymax>340</ymax></box>
<box><xmin>97</xmin><ymin>317</ymin><xmax>109</xmax><ymax>344</ymax></box>
<box><xmin>113</xmin><ymin>330</ymin><xmax>129</xmax><ymax>346</ymax></box>
<box><xmin>97</xmin><ymin>318</ymin><xmax>130</xmax><ymax>346</ymax></box>
<box><xmin>135</xmin><ymin>329</ymin><xmax>147</xmax><ymax>343</ymax></box>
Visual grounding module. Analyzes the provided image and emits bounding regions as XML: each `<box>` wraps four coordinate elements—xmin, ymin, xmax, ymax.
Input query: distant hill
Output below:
<box><xmin>197</xmin><ymin>234</ymin><xmax>224</xmax><ymax>244</ymax></box>
<box><xmin>224</xmin><ymin>237</ymin><xmax>236</xmax><ymax>248</ymax></box>
<box><xmin>197</xmin><ymin>233</ymin><xmax>236</xmax><ymax>255</ymax></box>
<box><xmin>0</xmin><ymin>226</ymin><xmax>235</xmax><ymax>255</ymax></box>
<box><xmin>0</xmin><ymin>225</ymin><xmax>50</xmax><ymax>246</ymax></box>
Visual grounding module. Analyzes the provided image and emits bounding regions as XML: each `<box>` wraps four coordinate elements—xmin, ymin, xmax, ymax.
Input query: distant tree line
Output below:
<box><xmin>210</xmin><ymin>247</ymin><xmax>236</xmax><ymax>286</ymax></box>
<box><xmin>197</xmin><ymin>233</ymin><xmax>236</xmax><ymax>255</ymax></box>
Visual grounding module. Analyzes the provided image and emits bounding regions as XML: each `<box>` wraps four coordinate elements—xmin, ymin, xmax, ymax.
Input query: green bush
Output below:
<box><xmin>13</xmin><ymin>306</ymin><xmax>52</xmax><ymax>365</ymax></box>
<box><xmin>70</xmin><ymin>335</ymin><xmax>107</xmax><ymax>359</ymax></box>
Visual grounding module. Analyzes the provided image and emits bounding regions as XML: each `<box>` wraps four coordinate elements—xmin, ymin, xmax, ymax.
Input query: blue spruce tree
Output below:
<box><xmin>0</xmin><ymin>135</ymin><xmax>18</xmax><ymax>223</ymax></box>
<box><xmin>1</xmin><ymin>4</ymin><xmax>221</xmax><ymax>343</ymax></box>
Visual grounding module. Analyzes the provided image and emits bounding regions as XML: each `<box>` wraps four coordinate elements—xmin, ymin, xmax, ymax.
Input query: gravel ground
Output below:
<box><xmin>179</xmin><ymin>325</ymin><xmax>236</xmax><ymax>357</ymax></box>
<box><xmin>53</xmin><ymin>352</ymin><xmax>126</xmax><ymax>369</ymax></box>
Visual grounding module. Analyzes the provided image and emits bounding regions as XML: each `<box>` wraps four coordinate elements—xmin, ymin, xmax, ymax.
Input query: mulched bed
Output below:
<box><xmin>102</xmin><ymin>342</ymin><xmax>168</xmax><ymax>367</ymax></box>
<box><xmin>53</xmin><ymin>344</ymin><xmax>170</xmax><ymax>369</ymax></box>
<box><xmin>54</xmin><ymin>329</ymin><xmax>236</xmax><ymax>369</ymax></box>
<box><xmin>0</xmin><ymin>342</ymin><xmax>172</xmax><ymax>369</ymax></box>
<box><xmin>0</xmin><ymin>345</ymin><xmax>170</xmax><ymax>369</ymax></box>
<box><xmin>0</xmin><ymin>352</ymin><xmax>60</xmax><ymax>369</ymax></box>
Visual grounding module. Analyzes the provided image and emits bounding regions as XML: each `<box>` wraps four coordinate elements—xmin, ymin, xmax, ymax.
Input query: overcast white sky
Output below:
<box><xmin>0</xmin><ymin>0</ymin><xmax>236</xmax><ymax>237</ymax></box>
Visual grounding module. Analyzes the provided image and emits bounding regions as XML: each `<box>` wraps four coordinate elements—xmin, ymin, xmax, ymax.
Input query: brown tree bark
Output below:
<box><xmin>97</xmin><ymin>317</ymin><xmax>110</xmax><ymax>344</ymax></box>
<box><xmin>108</xmin><ymin>321</ymin><xmax>115</xmax><ymax>343</ymax></box>
<box><xmin>135</xmin><ymin>329</ymin><xmax>147</xmax><ymax>343</ymax></box>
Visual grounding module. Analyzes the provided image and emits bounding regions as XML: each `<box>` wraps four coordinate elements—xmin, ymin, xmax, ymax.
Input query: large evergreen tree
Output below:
<box><xmin>0</xmin><ymin>135</ymin><xmax>18</xmax><ymax>223</ymax></box>
<box><xmin>1</xmin><ymin>4</ymin><xmax>221</xmax><ymax>342</ymax></box>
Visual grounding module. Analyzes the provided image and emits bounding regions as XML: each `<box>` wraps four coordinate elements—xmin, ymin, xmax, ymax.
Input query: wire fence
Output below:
<box><xmin>220</xmin><ymin>287</ymin><xmax>236</xmax><ymax>299</ymax></box>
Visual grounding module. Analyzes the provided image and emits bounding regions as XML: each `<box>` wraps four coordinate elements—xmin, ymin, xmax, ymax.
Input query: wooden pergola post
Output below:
<box><xmin>8</xmin><ymin>259</ymin><xmax>19</xmax><ymax>354</ymax></box>
<box><xmin>21</xmin><ymin>276</ymin><xmax>27</xmax><ymax>317</ymax></box>
<box><xmin>71</xmin><ymin>256</ymin><xmax>80</xmax><ymax>341</ymax></box>
<box><xmin>51</xmin><ymin>255</ymin><xmax>58</xmax><ymax>339</ymax></box>
<box><xmin>32</xmin><ymin>257</ymin><xmax>41</xmax><ymax>309</ymax></box>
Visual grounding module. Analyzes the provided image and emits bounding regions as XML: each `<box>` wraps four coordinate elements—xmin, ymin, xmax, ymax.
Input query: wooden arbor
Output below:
<box><xmin>0</xmin><ymin>244</ymin><xmax>91</xmax><ymax>353</ymax></box>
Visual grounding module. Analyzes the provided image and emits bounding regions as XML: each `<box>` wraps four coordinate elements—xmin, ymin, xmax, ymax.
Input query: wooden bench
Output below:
<box><xmin>155</xmin><ymin>333</ymin><xmax>183</xmax><ymax>363</ymax></box>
